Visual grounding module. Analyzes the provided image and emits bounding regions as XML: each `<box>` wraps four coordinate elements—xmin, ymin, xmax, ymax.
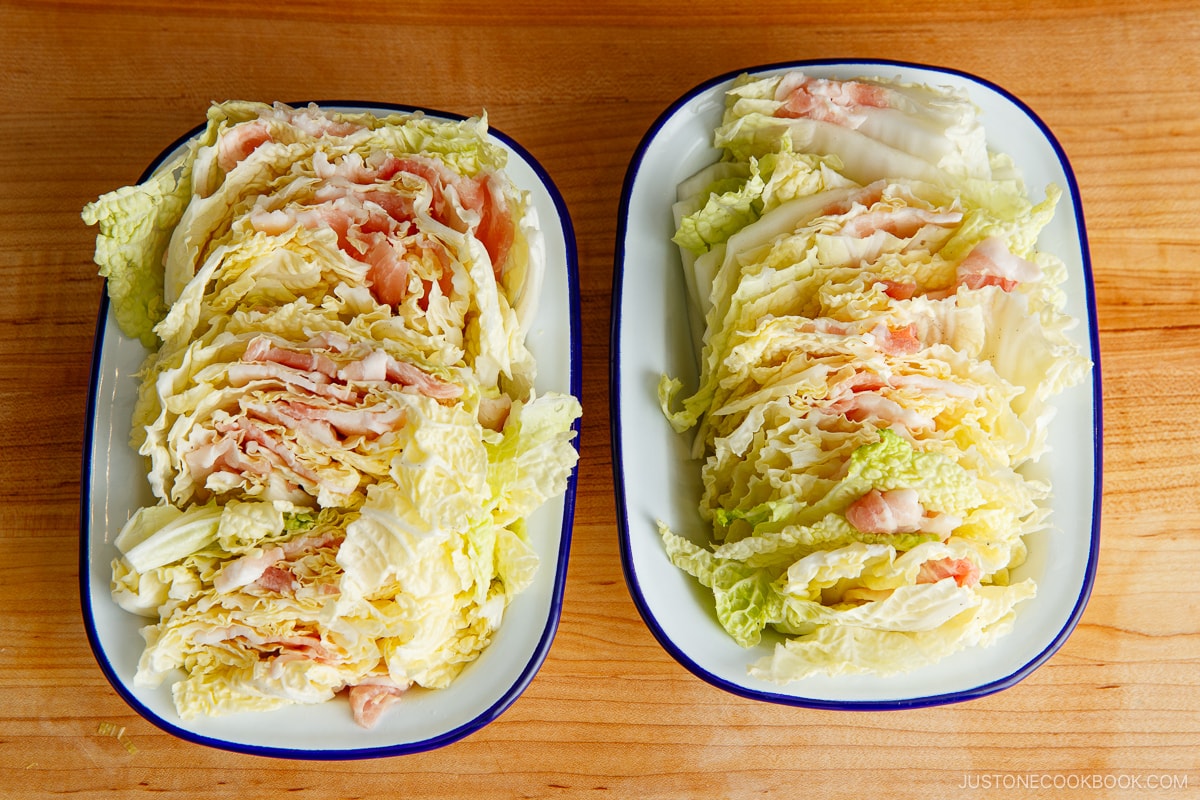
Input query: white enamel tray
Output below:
<box><xmin>81</xmin><ymin>103</ymin><xmax>582</xmax><ymax>758</ymax></box>
<box><xmin>611</xmin><ymin>60</ymin><xmax>1101</xmax><ymax>709</ymax></box>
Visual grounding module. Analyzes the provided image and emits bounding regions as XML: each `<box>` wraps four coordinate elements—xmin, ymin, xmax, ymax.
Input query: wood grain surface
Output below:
<box><xmin>1</xmin><ymin>1</ymin><xmax>1198</xmax><ymax>798</ymax></box>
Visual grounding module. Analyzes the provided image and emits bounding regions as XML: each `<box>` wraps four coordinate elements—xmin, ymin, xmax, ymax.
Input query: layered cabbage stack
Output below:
<box><xmin>658</xmin><ymin>72</ymin><xmax>1089</xmax><ymax>681</ymax></box>
<box><xmin>83</xmin><ymin>102</ymin><xmax>581</xmax><ymax>726</ymax></box>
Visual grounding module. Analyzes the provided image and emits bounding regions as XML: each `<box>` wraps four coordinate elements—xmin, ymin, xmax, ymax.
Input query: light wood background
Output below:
<box><xmin>1</xmin><ymin>1</ymin><xmax>1197</xmax><ymax>798</ymax></box>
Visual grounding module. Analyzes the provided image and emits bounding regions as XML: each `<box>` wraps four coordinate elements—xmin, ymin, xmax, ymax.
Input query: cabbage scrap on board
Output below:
<box><xmin>84</xmin><ymin>101</ymin><xmax>581</xmax><ymax>727</ymax></box>
<box><xmin>658</xmin><ymin>72</ymin><xmax>1090</xmax><ymax>681</ymax></box>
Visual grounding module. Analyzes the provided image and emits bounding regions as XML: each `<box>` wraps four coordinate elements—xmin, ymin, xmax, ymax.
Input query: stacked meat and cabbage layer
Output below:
<box><xmin>658</xmin><ymin>72</ymin><xmax>1089</xmax><ymax>681</ymax></box>
<box><xmin>84</xmin><ymin>102</ymin><xmax>581</xmax><ymax>726</ymax></box>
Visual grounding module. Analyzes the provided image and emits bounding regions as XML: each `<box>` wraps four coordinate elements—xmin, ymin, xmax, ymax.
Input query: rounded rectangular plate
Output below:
<box><xmin>81</xmin><ymin>102</ymin><xmax>582</xmax><ymax>758</ymax></box>
<box><xmin>611</xmin><ymin>59</ymin><xmax>1101</xmax><ymax>709</ymax></box>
